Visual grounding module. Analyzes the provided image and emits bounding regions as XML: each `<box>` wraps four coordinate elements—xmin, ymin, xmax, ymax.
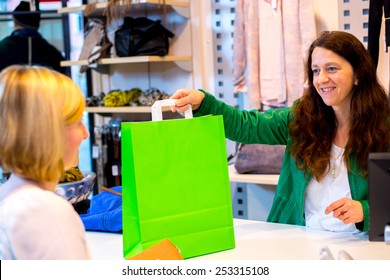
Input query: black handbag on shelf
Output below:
<box><xmin>233</xmin><ymin>143</ymin><xmax>286</xmax><ymax>174</ymax></box>
<box><xmin>114</xmin><ymin>17</ymin><xmax>175</xmax><ymax>57</ymax></box>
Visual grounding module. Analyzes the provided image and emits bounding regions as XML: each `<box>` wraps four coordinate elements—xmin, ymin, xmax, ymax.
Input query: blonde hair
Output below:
<box><xmin>0</xmin><ymin>65</ymin><xmax>85</xmax><ymax>184</ymax></box>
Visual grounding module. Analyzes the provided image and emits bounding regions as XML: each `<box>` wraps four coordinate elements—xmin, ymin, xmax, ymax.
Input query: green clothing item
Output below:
<box><xmin>195</xmin><ymin>91</ymin><xmax>369</xmax><ymax>232</ymax></box>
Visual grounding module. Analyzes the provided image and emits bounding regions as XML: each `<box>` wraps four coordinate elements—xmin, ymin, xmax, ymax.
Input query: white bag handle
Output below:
<box><xmin>151</xmin><ymin>99</ymin><xmax>193</xmax><ymax>121</ymax></box>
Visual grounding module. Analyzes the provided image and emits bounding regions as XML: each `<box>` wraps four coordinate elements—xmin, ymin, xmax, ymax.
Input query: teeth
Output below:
<box><xmin>321</xmin><ymin>87</ymin><xmax>334</xmax><ymax>92</ymax></box>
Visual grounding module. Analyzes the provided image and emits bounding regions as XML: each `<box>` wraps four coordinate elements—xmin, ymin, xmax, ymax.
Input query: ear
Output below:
<box><xmin>354</xmin><ymin>77</ymin><xmax>358</xmax><ymax>85</ymax></box>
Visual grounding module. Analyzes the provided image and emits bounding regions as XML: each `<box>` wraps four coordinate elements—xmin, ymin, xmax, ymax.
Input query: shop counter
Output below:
<box><xmin>85</xmin><ymin>219</ymin><xmax>390</xmax><ymax>260</ymax></box>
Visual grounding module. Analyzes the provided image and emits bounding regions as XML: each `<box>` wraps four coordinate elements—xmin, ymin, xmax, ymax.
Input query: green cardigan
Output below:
<box><xmin>195</xmin><ymin>91</ymin><xmax>369</xmax><ymax>232</ymax></box>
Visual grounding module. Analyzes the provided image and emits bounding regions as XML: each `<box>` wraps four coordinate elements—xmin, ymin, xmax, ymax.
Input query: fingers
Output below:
<box><xmin>175</xmin><ymin>95</ymin><xmax>193</xmax><ymax>110</ymax></box>
<box><xmin>170</xmin><ymin>97</ymin><xmax>192</xmax><ymax>113</ymax></box>
<box><xmin>169</xmin><ymin>89</ymin><xmax>205</xmax><ymax>112</ymax></box>
<box><xmin>336</xmin><ymin>209</ymin><xmax>355</xmax><ymax>224</ymax></box>
<box><xmin>170</xmin><ymin>88</ymin><xmax>192</xmax><ymax>100</ymax></box>
<box><xmin>171</xmin><ymin>104</ymin><xmax>191</xmax><ymax>114</ymax></box>
<box><xmin>324</xmin><ymin>199</ymin><xmax>345</xmax><ymax>215</ymax></box>
<box><xmin>329</xmin><ymin>205</ymin><xmax>352</xmax><ymax>224</ymax></box>
<box><xmin>325</xmin><ymin>198</ymin><xmax>364</xmax><ymax>224</ymax></box>
<box><xmin>335</xmin><ymin>208</ymin><xmax>351</xmax><ymax>224</ymax></box>
<box><xmin>333</xmin><ymin>207</ymin><xmax>349</xmax><ymax>219</ymax></box>
<box><xmin>170</xmin><ymin>89</ymin><xmax>190</xmax><ymax>113</ymax></box>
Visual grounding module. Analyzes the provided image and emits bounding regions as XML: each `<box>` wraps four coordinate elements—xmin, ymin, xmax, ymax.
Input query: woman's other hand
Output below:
<box><xmin>325</xmin><ymin>198</ymin><xmax>364</xmax><ymax>224</ymax></box>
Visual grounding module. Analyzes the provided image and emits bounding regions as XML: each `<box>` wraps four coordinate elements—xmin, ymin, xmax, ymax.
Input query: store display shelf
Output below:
<box><xmin>85</xmin><ymin>106</ymin><xmax>170</xmax><ymax>114</ymax></box>
<box><xmin>228</xmin><ymin>165</ymin><xmax>279</xmax><ymax>185</ymax></box>
<box><xmin>58</xmin><ymin>1</ymin><xmax>190</xmax><ymax>18</ymax></box>
<box><xmin>85</xmin><ymin>106</ymin><xmax>176</xmax><ymax>121</ymax></box>
<box><xmin>61</xmin><ymin>55</ymin><xmax>192</xmax><ymax>67</ymax></box>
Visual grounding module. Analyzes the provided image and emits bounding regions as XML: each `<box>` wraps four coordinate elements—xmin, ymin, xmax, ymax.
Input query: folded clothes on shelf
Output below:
<box><xmin>85</xmin><ymin>87</ymin><xmax>170</xmax><ymax>107</ymax></box>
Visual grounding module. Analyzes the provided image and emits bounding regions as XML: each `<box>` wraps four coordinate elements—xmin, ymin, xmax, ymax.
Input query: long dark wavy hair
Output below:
<box><xmin>289</xmin><ymin>31</ymin><xmax>390</xmax><ymax>181</ymax></box>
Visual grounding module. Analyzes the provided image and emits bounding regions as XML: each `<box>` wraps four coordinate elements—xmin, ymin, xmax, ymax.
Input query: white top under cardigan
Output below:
<box><xmin>305</xmin><ymin>144</ymin><xmax>360</xmax><ymax>235</ymax></box>
<box><xmin>0</xmin><ymin>174</ymin><xmax>91</xmax><ymax>259</ymax></box>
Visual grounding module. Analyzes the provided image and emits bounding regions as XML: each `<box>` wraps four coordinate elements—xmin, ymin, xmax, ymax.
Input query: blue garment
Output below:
<box><xmin>80</xmin><ymin>186</ymin><xmax>122</xmax><ymax>232</ymax></box>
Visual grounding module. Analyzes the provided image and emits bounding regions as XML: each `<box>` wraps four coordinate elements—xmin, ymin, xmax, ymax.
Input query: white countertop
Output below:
<box><xmin>86</xmin><ymin>219</ymin><xmax>390</xmax><ymax>260</ymax></box>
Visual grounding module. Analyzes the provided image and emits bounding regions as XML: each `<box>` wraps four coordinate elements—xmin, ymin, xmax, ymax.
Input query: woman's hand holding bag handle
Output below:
<box><xmin>151</xmin><ymin>99</ymin><xmax>193</xmax><ymax>121</ymax></box>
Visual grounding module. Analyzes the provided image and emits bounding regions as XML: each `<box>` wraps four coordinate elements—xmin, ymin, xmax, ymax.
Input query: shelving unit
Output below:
<box><xmin>58</xmin><ymin>0</ymin><xmax>190</xmax><ymax>17</ymax></box>
<box><xmin>84</xmin><ymin>105</ymin><xmax>175</xmax><ymax>121</ymax></box>
<box><xmin>59</xmin><ymin>0</ymin><xmax>195</xmax><ymax>106</ymax></box>
<box><xmin>85</xmin><ymin>106</ymin><xmax>158</xmax><ymax>114</ymax></box>
<box><xmin>58</xmin><ymin>0</ymin><xmax>200</xmax><ymax>189</ymax></box>
<box><xmin>61</xmin><ymin>55</ymin><xmax>192</xmax><ymax>67</ymax></box>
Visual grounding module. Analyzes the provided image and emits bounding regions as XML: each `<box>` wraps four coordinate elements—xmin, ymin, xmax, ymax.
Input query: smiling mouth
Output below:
<box><xmin>320</xmin><ymin>87</ymin><xmax>336</xmax><ymax>94</ymax></box>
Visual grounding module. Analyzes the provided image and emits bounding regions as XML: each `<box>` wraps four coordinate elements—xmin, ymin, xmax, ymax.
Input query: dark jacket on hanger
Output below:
<box><xmin>367</xmin><ymin>0</ymin><xmax>390</xmax><ymax>67</ymax></box>
<box><xmin>0</xmin><ymin>28</ymin><xmax>65</xmax><ymax>74</ymax></box>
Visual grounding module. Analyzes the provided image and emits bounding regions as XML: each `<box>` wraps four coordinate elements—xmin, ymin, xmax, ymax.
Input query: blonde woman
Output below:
<box><xmin>0</xmin><ymin>65</ymin><xmax>91</xmax><ymax>259</ymax></box>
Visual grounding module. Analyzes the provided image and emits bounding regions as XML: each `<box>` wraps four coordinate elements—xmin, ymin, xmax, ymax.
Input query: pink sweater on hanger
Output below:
<box><xmin>233</xmin><ymin>0</ymin><xmax>317</xmax><ymax>109</ymax></box>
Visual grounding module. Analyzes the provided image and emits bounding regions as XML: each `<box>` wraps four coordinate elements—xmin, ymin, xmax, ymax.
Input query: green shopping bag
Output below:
<box><xmin>121</xmin><ymin>100</ymin><xmax>235</xmax><ymax>259</ymax></box>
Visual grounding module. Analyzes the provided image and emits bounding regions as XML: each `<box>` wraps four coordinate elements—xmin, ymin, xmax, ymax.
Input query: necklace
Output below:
<box><xmin>330</xmin><ymin>138</ymin><xmax>348</xmax><ymax>182</ymax></box>
<box><xmin>330</xmin><ymin>148</ymin><xmax>344</xmax><ymax>182</ymax></box>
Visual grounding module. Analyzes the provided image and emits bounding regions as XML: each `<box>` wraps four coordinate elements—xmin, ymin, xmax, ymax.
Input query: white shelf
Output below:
<box><xmin>85</xmin><ymin>106</ymin><xmax>170</xmax><ymax>114</ymax></box>
<box><xmin>61</xmin><ymin>55</ymin><xmax>192</xmax><ymax>67</ymax></box>
<box><xmin>228</xmin><ymin>164</ymin><xmax>279</xmax><ymax>185</ymax></box>
<box><xmin>58</xmin><ymin>0</ymin><xmax>190</xmax><ymax>16</ymax></box>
